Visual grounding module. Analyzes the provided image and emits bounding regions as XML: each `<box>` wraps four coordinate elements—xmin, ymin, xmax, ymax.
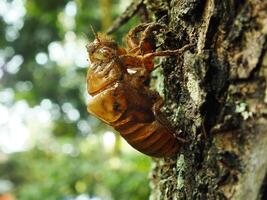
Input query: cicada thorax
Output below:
<box><xmin>87</xmin><ymin>59</ymin><xmax>125</xmax><ymax>95</ymax></box>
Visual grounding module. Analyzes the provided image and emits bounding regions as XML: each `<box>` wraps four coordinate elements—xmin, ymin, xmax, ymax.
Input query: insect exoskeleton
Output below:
<box><xmin>87</xmin><ymin>81</ymin><xmax>180</xmax><ymax>157</ymax></box>
<box><xmin>86</xmin><ymin>23</ymin><xmax>190</xmax><ymax>157</ymax></box>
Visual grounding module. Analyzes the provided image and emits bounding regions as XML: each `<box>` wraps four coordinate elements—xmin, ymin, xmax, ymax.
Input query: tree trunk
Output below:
<box><xmin>145</xmin><ymin>0</ymin><xmax>267</xmax><ymax>199</ymax></box>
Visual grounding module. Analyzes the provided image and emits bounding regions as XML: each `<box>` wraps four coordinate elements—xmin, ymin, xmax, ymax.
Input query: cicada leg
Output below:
<box><xmin>120</xmin><ymin>43</ymin><xmax>192</xmax><ymax>74</ymax></box>
<box><xmin>125</xmin><ymin>23</ymin><xmax>150</xmax><ymax>53</ymax></box>
<box><xmin>126</xmin><ymin>23</ymin><xmax>165</xmax><ymax>55</ymax></box>
<box><xmin>138</xmin><ymin>23</ymin><xmax>166</xmax><ymax>55</ymax></box>
<box><xmin>143</xmin><ymin>43</ymin><xmax>193</xmax><ymax>60</ymax></box>
<box><xmin>127</xmin><ymin>23</ymin><xmax>193</xmax><ymax>71</ymax></box>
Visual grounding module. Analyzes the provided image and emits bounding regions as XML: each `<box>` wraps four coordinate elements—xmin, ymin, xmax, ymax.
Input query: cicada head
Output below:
<box><xmin>86</xmin><ymin>29</ymin><xmax>125</xmax><ymax>63</ymax></box>
<box><xmin>86</xmin><ymin>28</ymin><xmax>127</xmax><ymax>95</ymax></box>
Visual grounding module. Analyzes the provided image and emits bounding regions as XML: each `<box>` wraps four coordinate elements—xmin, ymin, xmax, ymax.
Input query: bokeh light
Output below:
<box><xmin>0</xmin><ymin>0</ymin><xmax>150</xmax><ymax>199</ymax></box>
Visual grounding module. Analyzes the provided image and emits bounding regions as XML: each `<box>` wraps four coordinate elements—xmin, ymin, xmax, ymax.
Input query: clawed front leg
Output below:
<box><xmin>139</xmin><ymin>23</ymin><xmax>166</xmax><ymax>55</ymax></box>
<box><xmin>124</xmin><ymin>23</ymin><xmax>193</xmax><ymax>71</ymax></box>
<box><xmin>120</xmin><ymin>43</ymin><xmax>193</xmax><ymax>73</ymax></box>
<box><xmin>125</xmin><ymin>23</ymin><xmax>151</xmax><ymax>52</ymax></box>
<box><xmin>126</xmin><ymin>23</ymin><xmax>166</xmax><ymax>53</ymax></box>
<box><xmin>143</xmin><ymin>43</ymin><xmax>193</xmax><ymax>60</ymax></box>
<box><xmin>141</xmin><ymin>43</ymin><xmax>193</xmax><ymax>71</ymax></box>
<box><xmin>126</xmin><ymin>23</ymin><xmax>166</xmax><ymax>55</ymax></box>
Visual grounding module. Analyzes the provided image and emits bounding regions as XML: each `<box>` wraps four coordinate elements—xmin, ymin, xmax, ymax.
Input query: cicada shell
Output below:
<box><xmin>86</xmin><ymin>23</ymin><xmax>191</xmax><ymax>157</ymax></box>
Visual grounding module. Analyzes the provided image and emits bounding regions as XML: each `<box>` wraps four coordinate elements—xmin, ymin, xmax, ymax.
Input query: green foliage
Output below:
<box><xmin>1</xmin><ymin>144</ymin><xmax>150</xmax><ymax>200</ymax></box>
<box><xmin>0</xmin><ymin>0</ymin><xmax>150</xmax><ymax>199</ymax></box>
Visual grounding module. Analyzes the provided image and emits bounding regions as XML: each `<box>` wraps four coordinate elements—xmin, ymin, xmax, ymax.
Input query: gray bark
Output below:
<box><xmin>145</xmin><ymin>0</ymin><xmax>267</xmax><ymax>199</ymax></box>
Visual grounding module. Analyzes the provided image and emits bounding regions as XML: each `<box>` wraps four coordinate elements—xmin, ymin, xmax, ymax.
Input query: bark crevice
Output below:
<box><xmin>147</xmin><ymin>0</ymin><xmax>267</xmax><ymax>199</ymax></box>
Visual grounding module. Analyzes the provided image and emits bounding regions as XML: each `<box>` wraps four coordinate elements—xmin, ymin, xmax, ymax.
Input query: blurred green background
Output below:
<box><xmin>0</xmin><ymin>0</ymin><xmax>151</xmax><ymax>199</ymax></box>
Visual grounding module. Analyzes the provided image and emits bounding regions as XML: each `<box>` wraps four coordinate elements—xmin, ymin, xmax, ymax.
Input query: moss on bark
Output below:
<box><xmin>145</xmin><ymin>0</ymin><xmax>267</xmax><ymax>199</ymax></box>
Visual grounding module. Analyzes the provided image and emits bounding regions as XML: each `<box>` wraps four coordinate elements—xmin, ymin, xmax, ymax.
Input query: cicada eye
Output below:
<box><xmin>93</xmin><ymin>47</ymin><xmax>114</xmax><ymax>61</ymax></box>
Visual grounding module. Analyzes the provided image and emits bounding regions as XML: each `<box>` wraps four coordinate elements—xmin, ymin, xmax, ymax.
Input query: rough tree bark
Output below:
<box><xmin>143</xmin><ymin>0</ymin><xmax>267</xmax><ymax>199</ymax></box>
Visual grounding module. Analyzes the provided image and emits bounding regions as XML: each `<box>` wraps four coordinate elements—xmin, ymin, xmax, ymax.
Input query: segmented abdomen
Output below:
<box><xmin>114</xmin><ymin>116</ymin><xmax>179</xmax><ymax>157</ymax></box>
<box><xmin>87</xmin><ymin>82</ymin><xmax>179</xmax><ymax>157</ymax></box>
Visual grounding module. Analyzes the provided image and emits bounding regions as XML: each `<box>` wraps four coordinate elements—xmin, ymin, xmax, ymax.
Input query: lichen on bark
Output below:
<box><xmin>145</xmin><ymin>0</ymin><xmax>267</xmax><ymax>199</ymax></box>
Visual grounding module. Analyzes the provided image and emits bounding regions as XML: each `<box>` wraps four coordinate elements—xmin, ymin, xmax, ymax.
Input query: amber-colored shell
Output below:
<box><xmin>86</xmin><ymin>23</ymin><xmax>187</xmax><ymax>157</ymax></box>
<box><xmin>87</xmin><ymin>82</ymin><xmax>179</xmax><ymax>157</ymax></box>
